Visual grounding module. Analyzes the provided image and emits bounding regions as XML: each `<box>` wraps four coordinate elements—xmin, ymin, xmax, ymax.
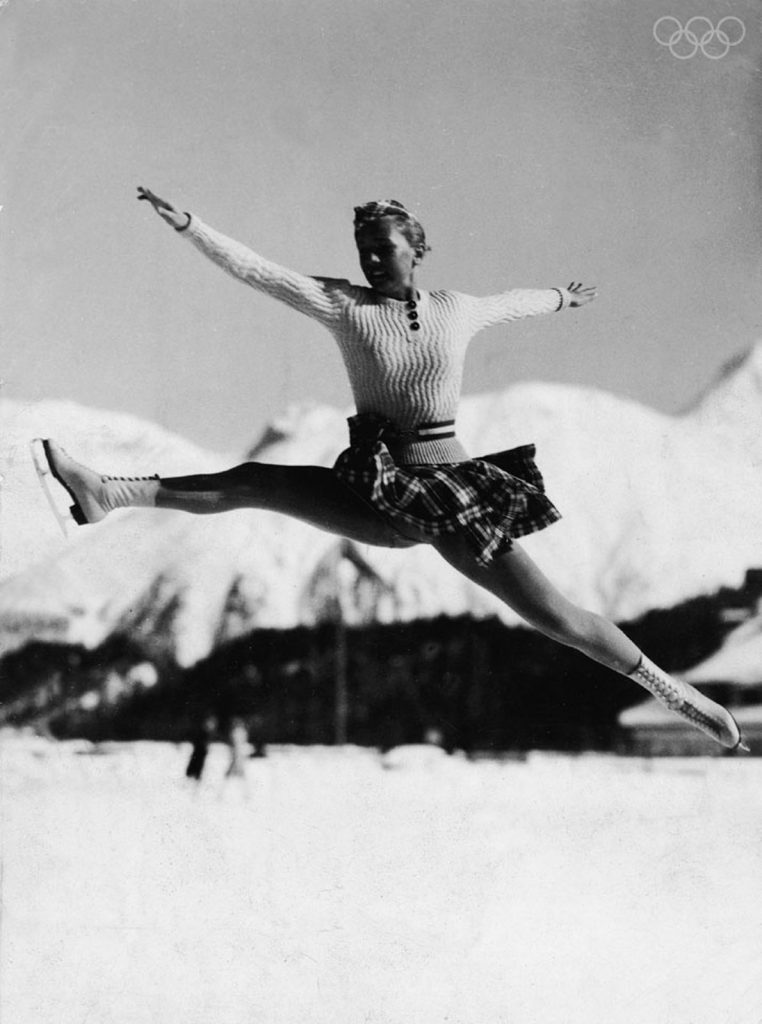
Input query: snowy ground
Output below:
<box><xmin>2</xmin><ymin>736</ymin><xmax>762</xmax><ymax>1024</ymax></box>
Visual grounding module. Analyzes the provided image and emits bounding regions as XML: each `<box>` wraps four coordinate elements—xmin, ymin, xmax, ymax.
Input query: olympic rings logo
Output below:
<box><xmin>653</xmin><ymin>16</ymin><xmax>745</xmax><ymax>59</ymax></box>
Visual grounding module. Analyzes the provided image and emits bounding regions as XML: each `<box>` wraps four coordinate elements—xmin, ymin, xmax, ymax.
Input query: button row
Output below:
<box><xmin>406</xmin><ymin>297</ymin><xmax>420</xmax><ymax>333</ymax></box>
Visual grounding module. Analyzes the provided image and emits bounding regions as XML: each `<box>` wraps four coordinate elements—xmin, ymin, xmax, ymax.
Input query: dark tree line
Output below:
<box><xmin>0</xmin><ymin>588</ymin><xmax>736</xmax><ymax>752</ymax></box>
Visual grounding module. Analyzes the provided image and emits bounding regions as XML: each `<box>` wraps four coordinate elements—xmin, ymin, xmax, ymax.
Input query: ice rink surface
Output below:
<box><xmin>2</xmin><ymin>736</ymin><xmax>762</xmax><ymax>1024</ymax></box>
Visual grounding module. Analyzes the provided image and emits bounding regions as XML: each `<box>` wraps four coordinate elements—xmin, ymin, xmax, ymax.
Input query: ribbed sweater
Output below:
<box><xmin>182</xmin><ymin>216</ymin><xmax>572</xmax><ymax>464</ymax></box>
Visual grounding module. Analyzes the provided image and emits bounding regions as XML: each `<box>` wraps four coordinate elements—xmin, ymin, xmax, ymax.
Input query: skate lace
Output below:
<box><xmin>637</xmin><ymin>663</ymin><xmax>682</xmax><ymax>708</ymax></box>
<box><xmin>636</xmin><ymin>663</ymin><xmax>722</xmax><ymax>739</ymax></box>
<box><xmin>101</xmin><ymin>474</ymin><xmax>160</xmax><ymax>482</ymax></box>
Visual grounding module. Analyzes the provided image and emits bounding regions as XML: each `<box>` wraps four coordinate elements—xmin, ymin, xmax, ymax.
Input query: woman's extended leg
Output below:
<box><xmin>433</xmin><ymin>534</ymin><xmax>745</xmax><ymax>749</ymax></box>
<box><xmin>157</xmin><ymin>463</ymin><xmax>420</xmax><ymax>548</ymax></box>
<box><xmin>36</xmin><ymin>440</ymin><xmax>419</xmax><ymax>549</ymax></box>
<box><xmin>434</xmin><ymin>535</ymin><xmax>639</xmax><ymax>672</ymax></box>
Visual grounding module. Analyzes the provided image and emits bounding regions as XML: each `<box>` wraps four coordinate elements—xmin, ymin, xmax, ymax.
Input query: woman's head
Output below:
<box><xmin>353</xmin><ymin>200</ymin><xmax>430</xmax><ymax>257</ymax></box>
<box><xmin>353</xmin><ymin>200</ymin><xmax>430</xmax><ymax>298</ymax></box>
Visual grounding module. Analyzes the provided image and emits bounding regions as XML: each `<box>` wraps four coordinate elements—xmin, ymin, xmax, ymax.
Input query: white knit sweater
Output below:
<box><xmin>182</xmin><ymin>216</ymin><xmax>571</xmax><ymax>464</ymax></box>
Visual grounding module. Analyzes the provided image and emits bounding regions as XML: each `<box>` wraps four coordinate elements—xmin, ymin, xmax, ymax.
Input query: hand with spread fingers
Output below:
<box><xmin>137</xmin><ymin>186</ymin><xmax>190</xmax><ymax>231</ymax></box>
<box><xmin>567</xmin><ymin>282</ymin><xmax>597</xmax><ymax>308</ymax></box>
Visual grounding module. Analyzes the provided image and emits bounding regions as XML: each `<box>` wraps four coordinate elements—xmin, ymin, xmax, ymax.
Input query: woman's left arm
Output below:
<box><xmin>475</xmin><ymin>282</ymin><xmax>597</xmax><ymax>325</ymax></box>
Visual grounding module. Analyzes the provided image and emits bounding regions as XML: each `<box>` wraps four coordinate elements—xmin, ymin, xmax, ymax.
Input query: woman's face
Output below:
<box><xmin>355</xmin><ymin>218</ymin><xmax>419</xmax><ymax>299</ymax></box>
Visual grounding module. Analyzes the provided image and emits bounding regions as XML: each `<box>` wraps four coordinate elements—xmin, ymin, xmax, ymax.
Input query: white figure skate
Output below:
<box><xmin>629</xmin><ymin>655</ymin><xmax>748</xmax><ymax>752</ymax></box>
<box><xmin>31</xmin><ymin>438</ymin><xmax>159</xmax><ymax>531</ymax></box>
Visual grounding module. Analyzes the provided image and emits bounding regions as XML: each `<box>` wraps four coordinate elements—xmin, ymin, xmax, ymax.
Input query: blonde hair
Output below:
<box><xmin>353</xmin><ymin>200</ymin><xmax>431</xmax><ymax>257</ymax></box>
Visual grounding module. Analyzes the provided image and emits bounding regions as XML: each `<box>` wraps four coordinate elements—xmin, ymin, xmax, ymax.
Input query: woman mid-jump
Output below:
<box><xmin>35</xmin><ymin>187</ymin><xmax>746</xmax><ymax>751</ymax></box>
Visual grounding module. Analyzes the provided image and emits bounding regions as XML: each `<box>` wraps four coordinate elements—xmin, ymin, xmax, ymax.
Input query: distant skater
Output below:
<box><xmin>220</xmin><ymin>717</ymin><xmax>251</xmax><ymax>801</ymax></box>
<box><xmin>225</xmin><ymin>718</ymin><xmax>249</xmax><ymax>777</ymax></box>
<box><xmin>248</xmin><ymin>713</ymin><xmax>268</xmax><ymax>759</ymax></box>
<box><xmin>185</xmin><ymin>714</ymin><xmax>216</xmax><ymax>786</ymax></box>
<box><xmin>34</xmin><ymin>186</ymin><xmax>747</xmax><ymax>752</ymax></box>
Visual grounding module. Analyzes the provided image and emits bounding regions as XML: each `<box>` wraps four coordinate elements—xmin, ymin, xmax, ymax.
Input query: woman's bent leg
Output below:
<box><xmin>433</xmin><ymin>535</ymin><xmax>744</xmax><ymax>748</ymax></box>
<box><xmin>157</xmin><ymin>462</ymin><xmax>420</xmax><ymax>549</ymax></box>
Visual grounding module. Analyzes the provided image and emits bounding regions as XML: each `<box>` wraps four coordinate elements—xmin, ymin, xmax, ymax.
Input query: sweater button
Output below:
<box><xmin>409</xmin><ymin>322</ymin><xmax>421</xmax><ymax>331</ymax></box>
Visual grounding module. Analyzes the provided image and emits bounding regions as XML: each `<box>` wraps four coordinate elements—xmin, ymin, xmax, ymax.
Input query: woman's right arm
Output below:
<box><xmin>137</xmin><ymin>187</ymin><xmax>342</xmax><ymax>326</ymax></box>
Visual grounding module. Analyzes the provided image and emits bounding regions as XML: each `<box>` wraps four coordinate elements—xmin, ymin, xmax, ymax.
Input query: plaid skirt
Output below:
<box><xmin>332</xmin><ymin>414</ymin><xmax>562</xmax><ymax>566</ymax></box>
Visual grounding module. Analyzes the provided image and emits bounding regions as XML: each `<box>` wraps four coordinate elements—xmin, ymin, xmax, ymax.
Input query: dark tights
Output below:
<box><xmin>156</xmin><ymin>461</ymin><xmax>641</xmax><ymax>674</ymax></box>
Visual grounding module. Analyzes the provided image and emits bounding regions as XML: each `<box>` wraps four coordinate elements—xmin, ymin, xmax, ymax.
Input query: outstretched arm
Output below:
<box><xmin>137</xmin><ymin>186</ymin><xmax>343</xmax><ymax>326</ymax></box>
<box><xmin>470</xmin><ymin>281</ymin><xmax>597</xmax><ymax>328</ymax></box>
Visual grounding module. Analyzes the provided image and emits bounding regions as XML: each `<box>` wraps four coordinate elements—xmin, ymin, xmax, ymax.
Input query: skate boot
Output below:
<box><xmin>628</xmin><ymin>654</ymin><xmax>748</xmax><ymax>752</ymax></box>
<box><xmin>31</xmin><ymin>438</ymin><xmax>159</xmax><ymax>532</ymax></box>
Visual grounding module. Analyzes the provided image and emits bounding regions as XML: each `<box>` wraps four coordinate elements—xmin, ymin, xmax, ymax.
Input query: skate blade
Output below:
<box><xmin>30</xmin><ymin>438</ymin><xmax>74</xmax><ymax>537</ymax></box>
<box><xmin>729</xmin><ymin>713</ymin><xmax>750</xmax><ymax>754</ymax></box>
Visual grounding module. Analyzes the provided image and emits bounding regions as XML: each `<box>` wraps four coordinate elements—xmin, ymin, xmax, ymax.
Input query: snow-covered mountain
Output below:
<box><xmin>2</xmin><ymin>343</ymin><xmax>762</xmax><ymax>666</ymax></box>
<box><xmin>685</xmin><ymin>344</ymin><xmax>762</xmax><ymax>461</ymax></box>
<box><xmin>0</xmin><ymin>398</ymin><xmax>232</xmax><ymax>579</ymax></box>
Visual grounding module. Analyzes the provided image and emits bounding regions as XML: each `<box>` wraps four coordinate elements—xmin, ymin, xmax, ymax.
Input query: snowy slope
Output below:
<box><xmin>3</xmin><ymin>343</ymin><xmax>762</xmax><ymax>665</ymax></box>
<box><xmin>685</xmin><ymin>343</ymin><xmax>762</xmax><ymax>461</ymax></box>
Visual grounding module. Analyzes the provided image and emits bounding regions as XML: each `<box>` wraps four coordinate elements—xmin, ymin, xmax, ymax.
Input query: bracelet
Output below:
<box><xmin>174</xmin><ymin>212</ymin><xmax>192</xmax><ymax>233</ymax></box>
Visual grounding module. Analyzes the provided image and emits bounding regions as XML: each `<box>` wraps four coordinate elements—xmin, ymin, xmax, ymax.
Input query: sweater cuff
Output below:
<box><xmin>552</xmin><ymin>287</ymin><xmax>572</xmax><ymax>312</ymax></box>
<box><xmin>175</xmin><ymin>212</ymin><xmax>192</xmax><ymax>233</ymax></box>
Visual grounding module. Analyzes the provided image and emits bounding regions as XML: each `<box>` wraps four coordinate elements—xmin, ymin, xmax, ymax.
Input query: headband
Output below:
<box><xmin>353</xmin><ymin>199</ymin><xmax>422</xmax><ymax>231</ymax></box>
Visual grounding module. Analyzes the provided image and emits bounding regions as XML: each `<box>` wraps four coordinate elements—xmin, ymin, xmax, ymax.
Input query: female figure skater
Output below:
<box><xmin>36</xmin><ymin>187</ymin><xmax>746</xmax><ymax>751</ymax></box>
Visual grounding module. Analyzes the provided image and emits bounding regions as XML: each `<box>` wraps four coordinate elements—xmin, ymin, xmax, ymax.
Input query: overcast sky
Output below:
<box><xmin>3</xmin><ymin>0</ymin><xmax>761</xmax><ymax>453</ymax></box>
